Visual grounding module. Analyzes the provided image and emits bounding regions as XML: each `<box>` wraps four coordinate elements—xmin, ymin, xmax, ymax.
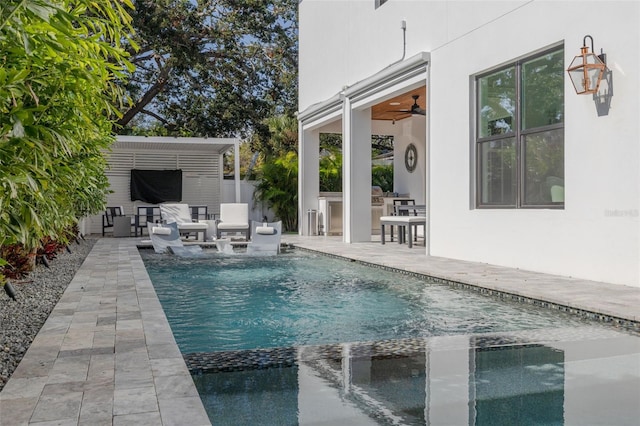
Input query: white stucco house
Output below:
<box><xmin>297</xmin><ymin>0</ymin><xmax>640</xmax><ymax>287</ymax></box>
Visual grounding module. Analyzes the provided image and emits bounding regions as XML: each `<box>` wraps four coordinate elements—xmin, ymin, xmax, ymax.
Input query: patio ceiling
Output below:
<box><xmin>371</xmin><ymin>86</ymin><xmax>427</xmax><ymax>121</ymax></box>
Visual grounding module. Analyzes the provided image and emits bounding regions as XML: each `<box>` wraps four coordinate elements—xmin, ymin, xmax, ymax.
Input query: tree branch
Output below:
<box><xmin>140</xmin><ymin>109</ymin><xmax>169</xmax><ymax>125</ymax></box>
<box><xmin>117</xmin><ymin>62</ymin><xmax>172</xmax><ymax>127</ymax></box>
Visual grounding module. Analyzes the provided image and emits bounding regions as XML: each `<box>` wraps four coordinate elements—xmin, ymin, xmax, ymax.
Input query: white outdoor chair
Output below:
<box><xmin>216</xmin><ymin>203</ymin><xmax>250</xmax><ymax>240</ymax></box>
<box><xmin>246</xmin><ymin>220</ymin><xmax>282</xmax><ymax>255</ymax></box>
<box><xmin>159</xmin><ymin>203</ymin><xmax>209</xmax><ymax>241</ymax></box>
<box><xmin>148</xmin><ymin>222</ymin><xmax>203</xmax><ymax>257</ymax></box>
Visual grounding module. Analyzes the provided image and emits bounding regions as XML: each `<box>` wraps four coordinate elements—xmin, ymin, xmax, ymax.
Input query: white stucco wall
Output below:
<box><xmin>427</xmin><ymin>1</ymin><xmax>639</xmax><ymax>286</ymax></box>
<box><xmin>393</xmin><ymin>116</ymin><xmax>426</xmax><ymax>204</ymax></box>
<box><xmin>298</xmin><ymin>1</ymin><xmax>640</xmax><ymax>286</ymax></box>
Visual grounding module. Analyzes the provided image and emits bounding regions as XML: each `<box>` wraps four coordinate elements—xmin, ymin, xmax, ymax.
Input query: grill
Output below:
<box><xmin>372</xmin><ymin>186</ymin><xmax>384</xmax><ymax>206</ymax></box>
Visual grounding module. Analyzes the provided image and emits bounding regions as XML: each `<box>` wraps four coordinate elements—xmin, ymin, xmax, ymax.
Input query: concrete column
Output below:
<box><xmin>343</xmin><ymin>98</ymin><xmax>372</xmax><ymax>243</ymax></box>
<box><xmin>298</xmin><ymin>125</ymin><xmax>320</xmax><ymax>235</ymax></box>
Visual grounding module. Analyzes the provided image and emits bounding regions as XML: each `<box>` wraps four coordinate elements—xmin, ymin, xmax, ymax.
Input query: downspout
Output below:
<box><xmin>400</xmin><ymin>19</ymin><xmax>406</xmax><ymax>62</ymax></box>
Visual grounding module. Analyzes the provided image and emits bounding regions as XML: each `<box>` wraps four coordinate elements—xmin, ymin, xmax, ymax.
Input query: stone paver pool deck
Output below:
<box><xmin>0</xmin><ymin>236</ymin><xmax>638</xmax><ymax>425</ymax></box>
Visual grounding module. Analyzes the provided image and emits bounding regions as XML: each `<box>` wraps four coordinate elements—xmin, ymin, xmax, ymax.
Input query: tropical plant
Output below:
<box><xmin>318</xmin><ymin>136</ymin><xmax>395</xmax><ymax>192</ymax></box>
<box><xmin>250</xmin><ymin>114</ymin><xmax>298</xmax><ymax>158</ymax></box>
<box><xmin>0</xmin><ymin>0</ymin><xmax>134</xmax><ymax>285</ymax></box>
<box><xmin>253</xmin><ymin>151</ymin><xmax>298</xmax><ymax>232</ymax></box>
<box><xmin>372</xmin><ymin>164</ymin><xmax>393</xmax><ymax>192</ymax></box>
<box><xmin>319</xmin><ymin>146</ymin><xmax>342</xmax><ymax>192</ymax></box>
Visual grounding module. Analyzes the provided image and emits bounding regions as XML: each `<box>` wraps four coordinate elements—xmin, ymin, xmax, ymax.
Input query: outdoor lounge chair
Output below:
<box><xmin>159</xmin><ymin>203</ymin><xmax>209</xmax><ymax>241</ymax></box>
<box><xmin>246</xmin><ymin>220</ymin><xmax>282</xmax><ymax>255</ymax></box>
<box><xmin>216</xmin><ymin>203</ymin><xmax>250</xmax><ymax>240</ymax></box>
<box><xmin>147</xmin><ymin>222</ymin><xmax>203</xmax><ymax>257</ymax></box>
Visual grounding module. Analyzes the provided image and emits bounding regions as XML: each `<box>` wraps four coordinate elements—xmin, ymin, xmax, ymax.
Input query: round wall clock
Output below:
<box><xmin>404</xmin><ymin>143</ymin><xmax>417</xmax><ymax>173</ymax></box>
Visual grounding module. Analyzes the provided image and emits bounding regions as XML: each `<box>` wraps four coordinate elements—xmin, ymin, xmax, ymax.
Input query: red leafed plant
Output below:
<box><xmin>1</xmin><ymin>227</ymin><xmax>78</xmax><ymax>286</ymax></box>
<box><xmin>37</xmin><ymin>237</ymin><xmax>65</xmax><ymax>261</ymax></box>
<box><xmin>0</xmin><ymin>244</ymin><xmax>35</xmax><ymax>280</ymax></box>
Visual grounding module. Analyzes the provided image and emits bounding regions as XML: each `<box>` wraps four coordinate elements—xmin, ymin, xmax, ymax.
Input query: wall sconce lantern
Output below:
<box><xmin>567</xmin><ymin>35</ymin><xmax>607</xmax><ymax>95</ymax></box>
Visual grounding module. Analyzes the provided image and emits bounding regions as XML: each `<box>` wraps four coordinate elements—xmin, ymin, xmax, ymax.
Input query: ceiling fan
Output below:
<box><xmin>390</xmin><ymin>94</ymin><xmax>426</xmax><ymax>116</ymax></box>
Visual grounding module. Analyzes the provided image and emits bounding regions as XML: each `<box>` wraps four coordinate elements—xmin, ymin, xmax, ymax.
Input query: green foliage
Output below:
<box><xmin>119</xmin><ymin>0</ymin><xmax>298</xmax><ymax>138</ymax></box>
<box><xmin>319</xmin><ymin>146</ymin><xmax>342</xmax><ymax>192</ymax></box>
<box><xmin>372</xmin><ymin>165</ymin><xmax>393</xmax><ymax>192</ymax></box>
<box><xmin>253</xmin><ymin>151</ymin><xmax>298</xmax><ymax>232</ymax></box>
<box><xmin>250</xmin><ymin>114</ymin><xmax>298</xmax><ymax>158</ymax></box>
<box><xmin>0</xmin><ymin>258</ymin><xmax>7</xmax><ymax>286</ymax></box>
<box><xmin>251</xmin><ymin>114</ymin><xmax>299</xmax><ymax>230</ymax></box>
<box><xmin>0</xmin><ymin>1</ymin><xmax>134</xmax><ymax>279</ymax></box>
<box><xmin>318</xmin><ymin>134</ymin><xmax>395</xmax><ymax>192</ymax></box>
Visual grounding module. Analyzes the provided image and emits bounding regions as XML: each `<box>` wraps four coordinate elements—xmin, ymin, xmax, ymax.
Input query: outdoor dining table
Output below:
<box><xmin>380</xmin><ymin>204</ymin><xmax>426</xmax><ymax>248</ymax></box>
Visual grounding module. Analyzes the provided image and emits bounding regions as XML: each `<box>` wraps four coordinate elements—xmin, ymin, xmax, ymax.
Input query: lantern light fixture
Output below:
<box><xmin>567</xmin><ymin>35</ymin><xmax>607</xmax><ymax>95</ymax></box>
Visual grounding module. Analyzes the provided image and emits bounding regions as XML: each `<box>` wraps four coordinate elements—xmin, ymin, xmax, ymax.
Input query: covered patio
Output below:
<box><xmin>298</xmin><ymin>52</ymin><xmax>430</xmax><ymax>249</ymax></box>
<box><xmin>83</xmin><ymin>136</ymin><xmax>241</xmax><ymax>236</ymax></box>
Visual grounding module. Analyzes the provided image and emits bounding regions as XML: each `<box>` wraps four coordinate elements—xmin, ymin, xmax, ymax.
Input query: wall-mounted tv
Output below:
<box><xmin>130</xmin><ymin>169</ymin><xmax>182</xmax><ymax>204</ymax></box>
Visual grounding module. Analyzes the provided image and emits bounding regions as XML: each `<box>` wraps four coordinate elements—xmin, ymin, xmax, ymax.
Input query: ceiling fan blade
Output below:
<box><xmin>384</xmin><ymin>94</ymin><xmax>425</xmax><ymax>117</ymax></box>
<box><xmin>388</xmin><ymin>108</ymin><xmax>425</xmax><ymax>115</ymax></box>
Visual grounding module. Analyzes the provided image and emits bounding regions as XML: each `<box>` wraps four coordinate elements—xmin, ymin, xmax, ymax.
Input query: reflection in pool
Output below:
<box><xmin>142</xmin><ymin>250</ymin><xmax>640</xmax><ymax>425</ymax></box>
<box><xmin>189</xmin><ymin>330</ymin><xmax>640</xmax><ymax>425</ymax></box>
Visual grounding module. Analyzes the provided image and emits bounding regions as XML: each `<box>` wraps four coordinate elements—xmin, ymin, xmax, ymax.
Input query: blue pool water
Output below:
<box><xmin>140</xmin><ymin>249</ymin><xmax>640</xmax><ymax>425</ymax></box>
<box><xmin>142</xmin><ymin>249</ymin><xmax>590</xmax><ymax>354</ymax></box>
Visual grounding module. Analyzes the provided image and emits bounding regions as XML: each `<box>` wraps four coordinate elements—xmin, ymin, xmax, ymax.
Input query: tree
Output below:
<box><xmin>0</xmin><ymin>0</ymin><xmax>133</xmax><ymax>279</ymax></box>
<box><xmin>250</xmin><ymin>114</ymin><xmax>298</xmax><ymax>158</ymax></box>
<box><xmin>118</xmin><ymin>0</ymin><xmax>298</xmax><ymax>138</ymax></box>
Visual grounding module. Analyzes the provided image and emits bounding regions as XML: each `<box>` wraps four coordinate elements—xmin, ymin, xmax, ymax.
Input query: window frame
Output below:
<box><xmin>475</xmin><ymin>46</ymin><xmax>564</xmax><ymax>210</ymax></box>
<box><xmin>375</xmin><ymin>0</ymin><xmax>389</xmax><ymax>9</ymax></box>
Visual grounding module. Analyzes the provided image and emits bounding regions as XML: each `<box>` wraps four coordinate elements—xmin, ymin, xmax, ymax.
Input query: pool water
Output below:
<box><xmin>141</xmin><ymin>249</ymin><xmax>640</xmax><ymax>426</ymax></box>
<box><xmin>142</xmin><ymin>250</ymin><xmax>591</xmax><ymax>353</ymax></box>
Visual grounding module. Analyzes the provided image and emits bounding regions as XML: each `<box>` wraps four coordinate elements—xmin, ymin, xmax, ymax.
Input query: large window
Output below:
<box><xmin>476</xmin><ymin>48</ymin><xmax>564</xmax><ymax>208</ymax></box>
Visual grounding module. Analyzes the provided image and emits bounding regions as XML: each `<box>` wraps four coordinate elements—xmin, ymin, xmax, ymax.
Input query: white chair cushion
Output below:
<box><xmin>256</xmin><ymin>226</ymin><xmax>275</xmax><ymax>235</ymax></box>
<box><xmin>380</xmin><ymin>216</ymin><xmax>425</xmax><ymax>223</ymax></box>
<box><xmin>160</xmin><ymin>203</ymin><xmax>192</xmax><ymax>224</ymax></box>
<box><xmin>176</xmin><ymin>222</ymin><xmax>208</xmax><ymax>230</ymax></box>
<box><xmin>220</xmin><ymin>203</ymin><xmax>249</xmax><ymax>223</ymax></box>
<box><xmin>151</xmin><ymin>226</ymin><xmax>172</xmax><ymax>235</ymax></box>
<box><xmin>380</xmin><ymin>216</ymin><xmax>408</xmax><ymax>223</ymax></box>
<box><xmin>217</xmin><ymin>222</ymin><xmax>249</xmax><ymax>230</ymax></box>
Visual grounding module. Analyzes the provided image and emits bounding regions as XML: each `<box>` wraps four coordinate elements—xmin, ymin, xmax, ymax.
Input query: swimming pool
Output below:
<box><xmin>141</xmin><ymin>249</ymin><xmax>640</xmax><ymax>425</ymax></box>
